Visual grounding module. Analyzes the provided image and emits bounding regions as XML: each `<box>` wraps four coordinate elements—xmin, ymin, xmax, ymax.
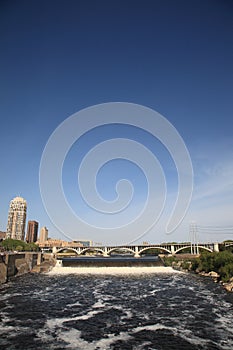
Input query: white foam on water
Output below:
<box><xmin>39</xmin><ymin>313</ymin><xmax>133</xmax><ymax>349</ymax></box>
<box><xmin>177</xmin><ymin>328</ymin><xmax>211</xmax><ymax>347</ymax></box>
<box><xmin>0</xmin><ymin>292</ymin><xmax>23</xmax><ymax>301</ymax></box>
<box><xmin>55</xmin><ymin>322</ymin><xmax>212</xmax><ymax>350</ymax></box>
<box><xmin>148</xmin><ymin>288</ymin><xmax>163</xmax><ymax>295</ymax></box>
<box><xmin>212</xmin><ymin>312</ymin><xmax>233</xmax><ymax>347</ymax></box>
<box><xmin>0</xmin><ymin>324</ymin><xmax>15</xmax><ymax>332</ymax></box>
<box><xmin>56</xmin><ymin>328</ymin><xmax>83</xmax><ymax>349</ymax></box>
<box><xmin>0</xmin><ymin>317</ymin><xmax>35</xmax><ymax>340</ymax></box>
<box><xmin>131</xmin><ymin>323</ymin><xmax>211</xmax><ymax>347</ymax></box>
<box><xmin>46</xmin><ymin>317</ymin><xmax>64</xmax><ymax>329</ymax></box>
<box><xmin>56</xmin><ymin>328</ymin><xmax>132</xmax><ymax>350</ymax></box>
<box><xmin>92</xmin><ymin>299</ymin><xmax>107</xmax><ymax>308</ymax></box>
<box><xmin>121</xmin><ymin>309</ymin><xmax>134</xmax><ymax>321</ymax></box>
<box><xmin>36</xmin><ymin>312</ymin><xmax>233</xmax><ymax>350</ymax></box>
<box><xmin>77</xmin><ymin>309</ymin><xmax>104</xmax><ymax>320</ymax></box>
<box><xmin>41</xmin><ymin>301</ymin><xmax>112</xmax><ymax>336</ymax></box>
<box><xmin>66</xmin><ymin>301</ymin><xmax>82</xmax><ymax>307</ymax></box>
<box><xmin>44</xmin><ymin>314</ymin><xmax>207</xmax><ymax>348</ymax></box>
<box><xmin>0</xmin><ymin>311</ymin><xmax>15</xmax><ymax>332</ymax></box>
<box><xmin>133</xmin><ymin>341</ymin><xmax>156</xmax><ymax>350</ymax></box>
<box><xmin>132</xmin><ymin>323</ymin><xmax>177</xmax><ymax>333</ymax></box>
<box><xmin>47</xmin><ymin>266</ymin><xmax>183</xmax><ymax>275</ymax></box>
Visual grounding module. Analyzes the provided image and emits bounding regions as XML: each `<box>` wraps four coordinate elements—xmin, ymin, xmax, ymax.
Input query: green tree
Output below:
<box><xmin>198</xmin><ymin>252</ymin><xmax>214</xmax><ymax>273</ymax></box>
<box><xmin>193</xmin><ymin>251</ymin><xmax>233</xmax><ymax>282</ymax></box>
<box><xmin>219</xmin><ymin>263</ymin><xmax>233</xmax><ymax>282</ymax></box>
<box><xmin>2</xmin><ymin>238</ymin><xmax>40</xmax><ymax>252</ymax></box>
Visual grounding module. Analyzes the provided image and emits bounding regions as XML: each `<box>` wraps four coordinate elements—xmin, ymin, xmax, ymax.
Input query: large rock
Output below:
<box><xmin>208</xmin><ymin>271</ymin><xmax>220</xmax><ymax>278</ymax></box>
<box><xmin>223</xmin><ymin>282</ymin><xmax>233</xmax><ymax>292</ymax></box>
<box><xmin>223</xmin><ymin>277</ymin><xmax>233</xmax><ymax>292</ymax></box>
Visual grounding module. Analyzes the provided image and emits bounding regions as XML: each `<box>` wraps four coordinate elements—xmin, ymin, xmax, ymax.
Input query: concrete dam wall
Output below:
<box><xmin>0</xmin><ymin>252</ymin><xmax>42</xmax><ymax>284</ymax></box>
<box><xmin>59</xmin><ymin>256</ymin><xmax>164</xmax><ymax>268</ymax></box>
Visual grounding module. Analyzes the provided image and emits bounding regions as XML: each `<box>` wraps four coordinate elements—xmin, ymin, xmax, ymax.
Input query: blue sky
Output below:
<box><xmin>0</xmin><ymin>0</ymin><xmax>233</xmax><ymax>244</ymax></box>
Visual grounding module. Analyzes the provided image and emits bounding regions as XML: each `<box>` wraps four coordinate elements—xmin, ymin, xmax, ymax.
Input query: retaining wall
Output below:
<box><xmin>0</xmin><ymin>252</ymin><xmax>42</xmax><ymax>284</ymax></box>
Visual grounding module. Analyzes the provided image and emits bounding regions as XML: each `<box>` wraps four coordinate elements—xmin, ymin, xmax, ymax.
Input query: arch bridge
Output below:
<box><xmin>223</xmin><ymin>242</ymin><xmax>233</xmax><ymax>249</ymax></box>
<box><xmin>48</xmin><ymin>242</ymin><xmax>220</xmax><ymax>258</ymax></box>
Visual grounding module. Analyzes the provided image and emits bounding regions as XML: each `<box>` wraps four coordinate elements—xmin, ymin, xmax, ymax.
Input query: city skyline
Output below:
<box><xmin>0</xmin><ymin>1</ymin><xmax>233</xmax><ymax>244</ymax></box>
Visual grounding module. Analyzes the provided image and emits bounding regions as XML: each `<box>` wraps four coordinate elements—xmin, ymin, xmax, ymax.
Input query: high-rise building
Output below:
<box><xmin>26</xmin><ymin>220</ymin><xmax>38</xmax><ymax>243</ymax></box>
<box><xmin>39</xmin><ymin>226</ymin><xmax>48</xmax><ymax>243</ymax></box>
<box><xmin>6</xmin><ymin>196</ymin><xmax>27</xmax><ymax>241</ymax></box>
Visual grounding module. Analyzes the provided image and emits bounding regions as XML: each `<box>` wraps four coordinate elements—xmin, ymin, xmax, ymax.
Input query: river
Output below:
<box><xmin>0</xmin><ymin>266</ymin><xmax>233</xmax><ymax>349</ymax></box>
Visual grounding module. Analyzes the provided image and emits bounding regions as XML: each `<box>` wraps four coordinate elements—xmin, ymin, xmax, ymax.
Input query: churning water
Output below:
<box><xmin>0</xmin><ymin>267</ymin><xmax>233</xmax><ymax>349</ymax></box>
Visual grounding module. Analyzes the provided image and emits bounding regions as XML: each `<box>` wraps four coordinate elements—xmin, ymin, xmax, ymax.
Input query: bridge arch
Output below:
<box><xmin>174</xmin><ymin>246</ymin><xmax>191</xmax><ymax>254</ymax></box>
<box><xmin>108</xmin><ymin>247</ymin><xmax>135</xmax><ymax>256</ymax></box>
<box><xmin>56</xmin><ymin>247</ymin><xmax>79</xmax><ymax>255</ymax></box>
<box><xmin>174</xmin><ymin>245</ymin><xmax>212</xmax><ymax>254</ymax></box>
<box><xmin>138</xmin><ymin>246</ymin><xmax>171</xmax><ymax>255</ymax></box>
<box><xmin>80</xmin><ymin>247</ymin><xmax>105</xmax><ymax>256</ymax></box>
<box><xmin>197</xmin><ymin>245</ymin><xmax>213</xmax><ymax>253</ymax></box>
<box><xmin>225</xmin><ymin>243</ymin><xmax>233</xmax><ymax>248</ymax></box>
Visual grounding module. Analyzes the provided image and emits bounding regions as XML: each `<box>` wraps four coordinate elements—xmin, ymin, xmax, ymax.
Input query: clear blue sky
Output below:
<box><xmin>0</xmin><ymin>0</ymin><xmax>233</xmax><ymax>244</ymax></box>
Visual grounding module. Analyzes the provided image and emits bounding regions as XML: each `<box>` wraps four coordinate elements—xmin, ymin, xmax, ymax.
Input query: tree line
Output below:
<box><xmin>164</xmin><ymin>250</ymin><xmax>233</xmax><ymax>283</ymax></box>
<box><xmin>0</xmin><ymin>238</ymin><xmax>40</xmax><ymax>252</ymax></box>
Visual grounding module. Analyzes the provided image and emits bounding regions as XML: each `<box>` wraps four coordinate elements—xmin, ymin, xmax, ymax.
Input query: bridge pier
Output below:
<box><xmin>214</xmin><ymin>243</ymin><xmax>219</xmax><ymax>252</ymax></box>
<box><xmin>134</xmin><ymin>246</ymin><xmax>140</xmax><ymax>258</ymax></box>
<box><xmin>171</xmin><ymin>245</ymin><xmax>175</xmax><ymax>255</ymax></box>
<box><xmin>103</xmin><ymin>247</ymin><xmax>108</xmax><ymax>257</ymax></box>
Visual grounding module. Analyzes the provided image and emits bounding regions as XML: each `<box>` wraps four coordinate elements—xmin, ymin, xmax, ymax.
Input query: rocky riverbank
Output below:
<box><xmin>193</xmin><ymin>271</ymin><xmax>233</xmax><ymax>292</ymax></box>
<box><xmin>162</xmin><ymin>253</ymin><xmax>233</xmax><ymax>293</ymax></box>
<box><xmin>197</xmin><ymin>270</ymin><xmax>233</xmax><ymax>292</ymax></box>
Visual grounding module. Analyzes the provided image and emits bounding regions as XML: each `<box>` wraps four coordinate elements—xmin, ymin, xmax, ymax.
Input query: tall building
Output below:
<box><xmin>26</xmin><ymin>220</ymin><xmax>38</xmax><ymax>243</ymax></box>
<box><xmin>6</xmin><ymin>196</ymin><xmax>27</xmax><ymax>241</ymax></box>
<box><xmin>39</xmin><ymin>226</ymin><xmax>48</xmax><ymax>243</ymax></box>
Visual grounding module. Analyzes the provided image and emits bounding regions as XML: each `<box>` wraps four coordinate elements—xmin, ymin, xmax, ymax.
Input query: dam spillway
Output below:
<box><xmin>58</xmin><ymin>256</ymin><xmax>164</xmax><ymax>268</ymax></box>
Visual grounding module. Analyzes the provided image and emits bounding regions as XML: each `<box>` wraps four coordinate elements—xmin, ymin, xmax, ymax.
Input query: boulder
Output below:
<box><xmin>208</xmin><ymin>271</ymin><xmax>220</xmax><ymax>278</ymax></box>
<box><xmin>223</xmin><ymin>282</ymin><xmax>233</xmax><ymax>292</ymax></box>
